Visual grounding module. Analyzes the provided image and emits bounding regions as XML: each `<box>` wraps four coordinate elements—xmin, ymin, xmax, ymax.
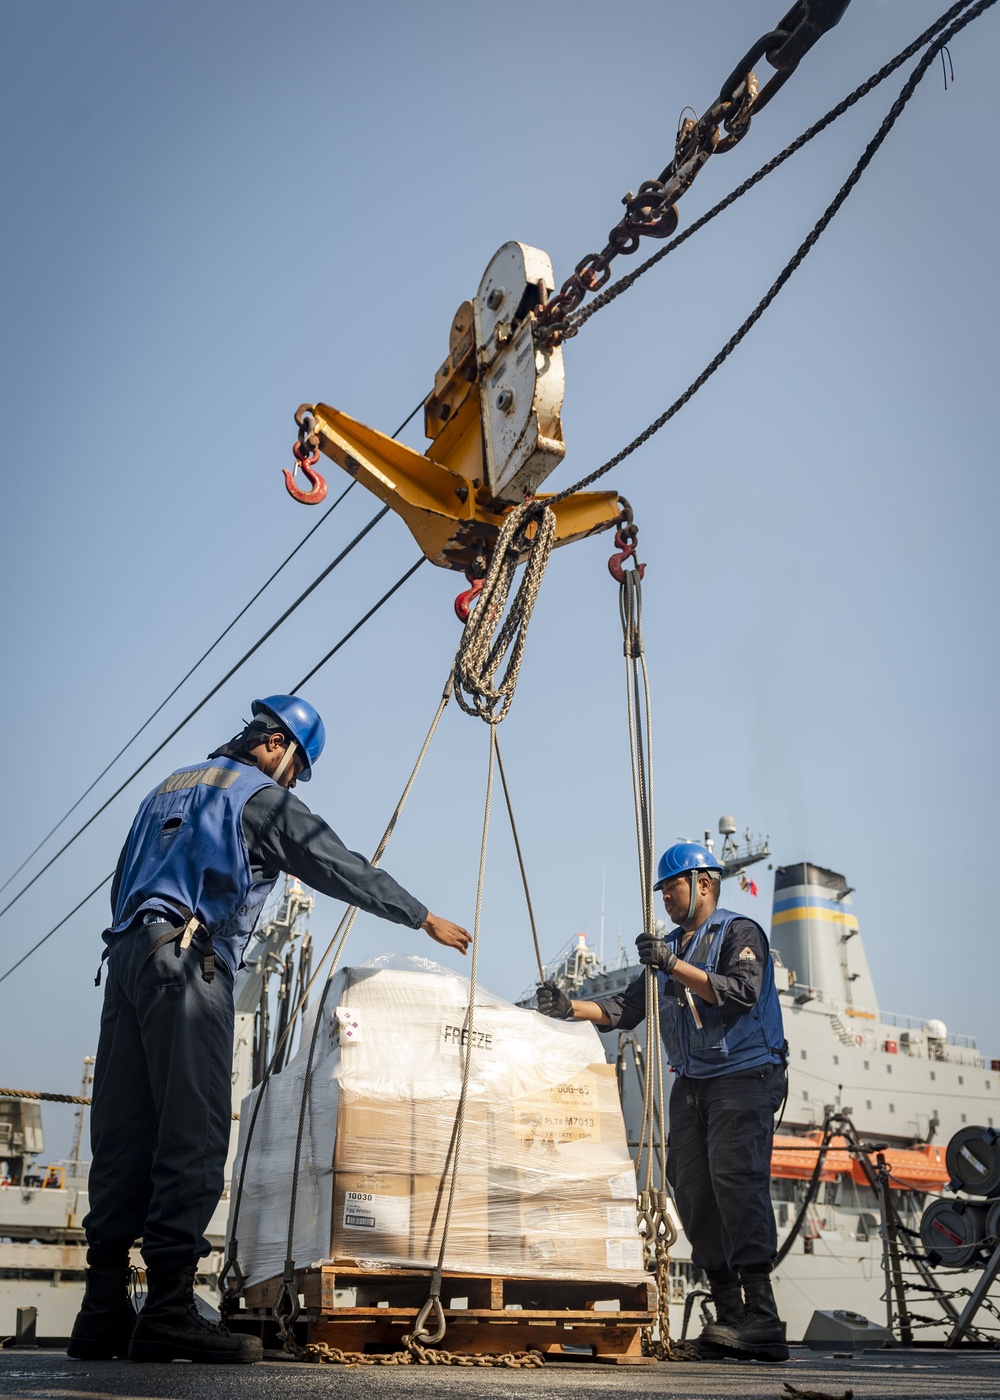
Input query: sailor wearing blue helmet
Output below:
<box><xmin>537</xmin><ymin>841</ymin><xmax>788</xmax><ymax>1363</ymax></box>
<box><xmin>71</xmin><ymin>694</ymin><xmax>469</xmax><ymax>1367</ymax></box>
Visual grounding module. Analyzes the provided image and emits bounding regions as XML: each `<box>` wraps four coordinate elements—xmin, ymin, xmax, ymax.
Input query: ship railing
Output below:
<box><xmin>787</xmin><ymin>991</ymin><xmax>984</xmax><ymax>1062</ymax></box>
<box><xmin>878</xmin><ymin>1010</ymin><xmax>929</xmax><ymax>1032</ymax></box>
<box><xmin>879</xmin><ymin>1010</ymin><xmax>979</xmax><ymax>1050</ymax></box>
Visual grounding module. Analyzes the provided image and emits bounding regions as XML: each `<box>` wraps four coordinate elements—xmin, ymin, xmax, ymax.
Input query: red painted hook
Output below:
<box><xmin>454</xmin><ymin>572</ymin><xmax>484</xmax><ymax>623</ymax></box>
<box><xmin>608</xmin><ymin>524</ymin><xmax>645</xmax><ymax>584</ymax></box>
<box><xmin>283</xmin><ymin>440</ymin><xmax>328</xmax><ymax>505</ymax></box>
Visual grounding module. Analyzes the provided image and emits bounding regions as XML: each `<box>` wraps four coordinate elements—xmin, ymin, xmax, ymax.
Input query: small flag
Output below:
<box><xmin>739</xmin><ymin>874</ymin><xmax>759</xmax><ymax>897</ymax></box>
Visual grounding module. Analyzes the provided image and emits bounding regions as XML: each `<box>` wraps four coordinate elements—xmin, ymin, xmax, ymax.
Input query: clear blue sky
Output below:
<box><xmin>1</xmin><ymin>1</ymin><xmax>997</xmax><ymax>1156</ymax></box>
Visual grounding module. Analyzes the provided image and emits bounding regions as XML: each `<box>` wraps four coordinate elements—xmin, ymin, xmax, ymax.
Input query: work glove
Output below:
<box><xmin>635</xmin><ymin>933</ymin><xmax>678</xmax><ymax>975</ymax></box>
<box><xmin>536</xmin><ymin>981</ymin><xmax>573</xmax><ymax>1020</ymax></box>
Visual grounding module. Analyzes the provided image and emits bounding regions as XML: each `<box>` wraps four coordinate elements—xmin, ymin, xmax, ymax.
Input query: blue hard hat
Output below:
<box><xmin>252</xmin><ymin>695</ymin><xmax>326</xmax><ymax>782</ymax></box>
<box><xmin>653</xmin><ymin>842</ymin><xmax>724</xmax><ymax>890</ymax></box>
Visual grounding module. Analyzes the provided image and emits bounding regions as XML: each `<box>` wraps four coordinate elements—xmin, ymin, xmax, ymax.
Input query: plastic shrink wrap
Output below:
<box><xmin>228</xmin><ymin>955</ymin><xmax>646</xmax><ymax>1288</ymax></box>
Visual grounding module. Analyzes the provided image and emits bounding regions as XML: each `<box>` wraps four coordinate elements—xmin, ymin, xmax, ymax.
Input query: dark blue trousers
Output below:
<box><xmin>666</xmin><ymin>1061</ymin><xmax>786</xmax><ymax>1278</ymax></box>
<box><xmin>83</xmin><ymin>920</ymin><xmax>235</xmax><ymax>1270</ymax></box>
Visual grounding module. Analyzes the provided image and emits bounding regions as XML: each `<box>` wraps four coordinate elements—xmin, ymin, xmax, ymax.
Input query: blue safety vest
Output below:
<box><xmin>107</xmin><ymin>758</ymin><xmax>279</xmax><ymax>976</ymax></box>
<box><xmin>657</xmin><ymin>907</ymin><xmax>785</xmax><ymax>1079</ymax></box>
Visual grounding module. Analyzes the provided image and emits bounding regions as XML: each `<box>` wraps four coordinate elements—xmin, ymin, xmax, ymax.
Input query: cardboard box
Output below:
<box><xmin>411</xmin><ymin>1094</ymin><xmax>488</xmax><ymax>1177</ymax></box>
<box><xmin>410</xmin><ymin>1171</ymin><xmax>489</xmax><ymax>1271</ymax></box>
<box><xmin>517</xmin><ymin>1200</ymin><xmax>646</xmax><ymax>1276</ymax></box>
<box><xmin>331</xmin><ymin>1171</ymin><xmax>411</xmax><ymax>1261</ymax></box>
<box><xmin>334</xmin><ymin>1091</ymin><xmax>412</xmax><ymax>1173</ymax></box>
<box><xmin>494</xmin><ymin>1063</ymin><xmax>630</xmax><ymax>1162</ymax></box>
<box><xmin>490</xmin><ymin>1192</ymin><xmax>645</xmax><ymax>1275</ymax></box>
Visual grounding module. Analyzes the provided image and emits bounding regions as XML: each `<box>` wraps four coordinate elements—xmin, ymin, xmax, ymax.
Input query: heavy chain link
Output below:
<box><xmin>304</xmin><ymin>1340</ymin><xmax>545</xmax><ymax>1368</ymax></box>
<box><xmin>542</xmin><ymin>0</ymin><xmax>997</xmax><ymax>514</ymax></box>
<box><xmin>642</xmin><ymin>1239</ymin><xmax>702</xmax><ymax>1363</ymax></box>
<box><xmin>536</xmin><ymin>1</ymin><xmax>852</xmax><ymax>342</ymax></box>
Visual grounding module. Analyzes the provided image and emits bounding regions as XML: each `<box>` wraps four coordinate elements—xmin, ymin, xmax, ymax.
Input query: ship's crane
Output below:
<box><xmin>283</xmin><ymin>2</ymin><xmax>857</xmax><ymax>597</ymax></box>
<box><xmin>289</xmin><ymin>241</ymin><xmax>622</xmax><ymax>588</ymax></box>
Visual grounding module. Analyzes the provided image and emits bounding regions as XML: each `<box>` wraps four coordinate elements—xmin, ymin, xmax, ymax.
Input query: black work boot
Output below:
<box><xmin>128</xmin><ymin>1265</ymin><xmax>263</xmax><ymax>1364</ymax></box>
<box><xmin>711</xmin><ymin>1269</ymin><xmax>789</xmax><ymax>1362</ymax></box>
<box><xmin>693</xmin><ymin>1271</ymin><xmax>744</xmax><ymax>1358</ymax></box>
<box><xmin>67</xmin><ymin>1268</ymin><xmax>136</xmax><ymax>1360</ymax></box>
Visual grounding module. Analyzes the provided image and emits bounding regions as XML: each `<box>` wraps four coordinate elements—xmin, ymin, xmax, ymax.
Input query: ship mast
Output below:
<box><xmin>69</xmin><ymin>1056</ymin><xmax>94</xmax><ymax>1178</ymax></box>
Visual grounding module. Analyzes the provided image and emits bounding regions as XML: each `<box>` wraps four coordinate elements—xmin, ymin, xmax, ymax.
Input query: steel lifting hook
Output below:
<box><xmin>454</xmin><ymin>568</ymin><xmax>485</xmax><ymax>623</ymax></box>
<box><xmin>608</xmin><ymin>525</ymin><xmax>646</xmax><ymax>583</ymax></box>
<box><xmin>283</xmin><ymin>438</ymin><xmax>328</xmax><ymax>505</ymax></box>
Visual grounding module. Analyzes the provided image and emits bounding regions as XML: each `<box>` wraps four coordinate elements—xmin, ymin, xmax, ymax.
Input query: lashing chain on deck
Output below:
<box><xmin>643</xmin><ymin>1242</ymin><xmax>701</xmax><ymax>1364</ymax></box>
<box><xmin>303</xmin><ymin>1341</ymin><xmax>545</xmax><ymax>1367</ymax></box>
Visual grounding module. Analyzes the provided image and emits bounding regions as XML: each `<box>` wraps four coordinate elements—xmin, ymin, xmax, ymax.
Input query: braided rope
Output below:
<box><xmin>0</xmin><ymin>1087</ymin><xmax>91</xmax><ymax>1105</ymax></box>
<box><xmin>453</xmin><ymin>502</ymin><xmax>556</xmax><ymax>725</ymax></box>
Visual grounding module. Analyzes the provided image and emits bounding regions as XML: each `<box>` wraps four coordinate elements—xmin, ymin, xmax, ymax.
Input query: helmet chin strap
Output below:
<box><xmin>271</xmin><ymin>739</ymin><xmax>299</xmax><ymax>784</ymax></box>
<box><xmin>685</xmin><ymin>871</ymin><xmax>699</xmax><ymax>927</ymax></box>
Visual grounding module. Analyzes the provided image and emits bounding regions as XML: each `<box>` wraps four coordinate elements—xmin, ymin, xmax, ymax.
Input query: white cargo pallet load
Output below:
<box><xmin>228</xmin><ymin>955</ymin><xmax>647</xmax><ymax>1289</ymax></box>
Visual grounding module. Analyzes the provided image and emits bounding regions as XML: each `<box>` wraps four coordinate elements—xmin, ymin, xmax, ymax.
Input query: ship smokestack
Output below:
<box><xmin>769</xmin><ymin>862</ymin><xmax>879</xmax><ymax>1015</ymax></box>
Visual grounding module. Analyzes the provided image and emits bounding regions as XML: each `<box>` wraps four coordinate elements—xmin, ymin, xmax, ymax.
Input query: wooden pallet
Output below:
<box><xmin>238</xmin><ymin>1263</ymin><xmax>657</xmax><ymax>1364</ymax></box>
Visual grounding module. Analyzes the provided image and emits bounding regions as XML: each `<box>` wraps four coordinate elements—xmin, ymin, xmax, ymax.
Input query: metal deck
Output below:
<box><xmin>3</xmin><ymin>1348</ymin><xmax>1000</xmax><ymax>1399</ymax></box>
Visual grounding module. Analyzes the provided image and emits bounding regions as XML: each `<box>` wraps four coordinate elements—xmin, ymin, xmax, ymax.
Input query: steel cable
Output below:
<box><xmin>222</xmin><ymin>673</ymin><xmax>454</xmax><ymax>1317</ymax></box>
<box><xmin>615</xmin><ymin>545</ymin><xmax>692</xmax><ymax>1361</ymax></box>
<box><xmin>0</xmin><ymin>397</ymin><xmax>424</xmax><ymax>907</ymax></box>
<box><xmin>0</xmin><ymin>480</ymin><xmax>356</xmax><ymax>900</ymax></box>
<box><xmin>494</xmin><ymin>737</ymin><xmax>545</xmax><ymax>984</ymax></box>
<box><xmin>564</xmin><ymin>0</ymin><xmax>984</xmax><ymax>338</ymax></box>
<box><xmin>406</xmin><ymin>725</ymin><xmax>495</xmax><ymax>1350</ymax></box>
<box><xmin>545</xmin><ymin>0</ymin><xmax>997</xmax><ymax>509</ymax></box>
<box><xmin>0</xmin><ymin>561</ymin><xmax>431</xmax><ymax>988</ymax></box>
<box><xmin>0</xmin><ymin>507</ymin><xmax>391</xmax><ymax>929</ymax></box>
<box><xmin>0</xmin><ymin>873</ymin><xmax>113</xmax><ymax>988</ymax></box>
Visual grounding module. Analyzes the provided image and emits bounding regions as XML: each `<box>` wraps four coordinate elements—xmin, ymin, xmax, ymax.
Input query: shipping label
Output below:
<box><xmin>342</xmin><ymin>1190</ymin><xmax>410</xmax><ymax>1235</ymax></box>
<box><xmin>608</xmin><ymin>1169</ymin><xmax>638</xmax><ymax>1200</ymax></box>
<box><xmin>605</xmin><ymin>1236</ymin><xmax>645</xmax><ymax>1271</ymax></box>
<box><xmin>605</xmin><ymin>1204</ymin><xmax>637</xmax><ymax>1231</ymax></box>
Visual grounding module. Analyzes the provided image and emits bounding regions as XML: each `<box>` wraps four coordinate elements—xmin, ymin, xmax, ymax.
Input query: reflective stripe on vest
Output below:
<box><xmin>109</xmin><ymin>757</ymin><xmax>279</xmax><ymax>976</ymax></box>
<box><xmin>657</xmin><ymin>907</ymin><xmax>785</xmax><ymax>1079</ymax></box>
